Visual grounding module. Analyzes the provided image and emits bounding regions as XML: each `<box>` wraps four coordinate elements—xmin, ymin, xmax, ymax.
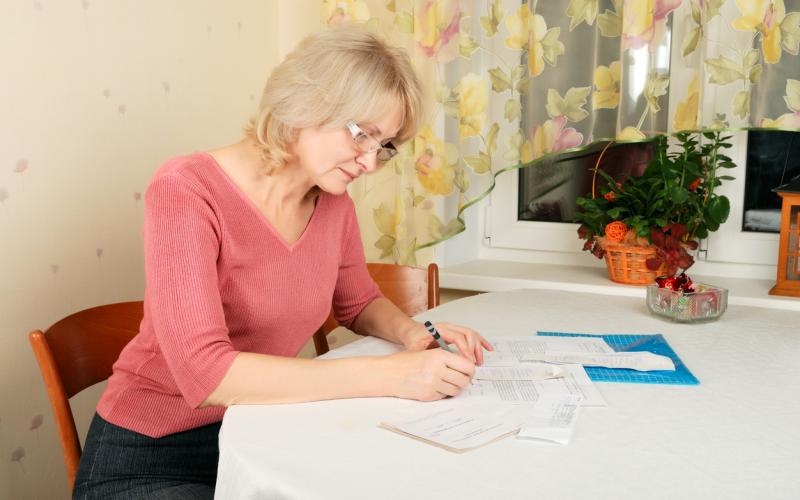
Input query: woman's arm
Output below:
<box><xmin>350</xmin><ymin>297</ymin><xmax>493</xmax><ymax>364</ymax></box>
<box><xmin>201</xmin><ymin>347</ymin><xmax>476</xmax><ymax>407</ymax></box>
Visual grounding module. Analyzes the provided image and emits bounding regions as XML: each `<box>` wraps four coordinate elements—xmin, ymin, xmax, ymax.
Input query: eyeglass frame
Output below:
<box><xmin>345</xmin><ymin>121</ymin><xmax>398</xmax><ymax>163</ymax></box>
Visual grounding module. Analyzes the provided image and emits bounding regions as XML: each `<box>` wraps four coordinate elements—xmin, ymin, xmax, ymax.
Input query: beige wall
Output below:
<box><xmin>0</xmin><ymin>2</ymin><xmax>319</xmax><ymax>498</ymax></box>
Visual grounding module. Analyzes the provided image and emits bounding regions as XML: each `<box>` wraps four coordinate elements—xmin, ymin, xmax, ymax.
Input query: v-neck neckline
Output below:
<box><xmin>202</xmin><ymin>151</ymin><xmax>324</xmax><ymax>251</ymax></box>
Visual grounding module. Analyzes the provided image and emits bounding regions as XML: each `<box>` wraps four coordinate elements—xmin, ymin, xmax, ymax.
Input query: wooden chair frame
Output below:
<box><xmin>28</xmin><ymin>301</ymin><xmax>143</xmax><ymax>490</ymax></box>
<box><xmin>313</xmin><ymin>263</ymin><xmax>439</xmax><ymax>355</ymax></box>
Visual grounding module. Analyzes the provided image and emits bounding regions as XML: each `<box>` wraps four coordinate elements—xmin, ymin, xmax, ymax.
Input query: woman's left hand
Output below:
<box><xmin>402</xmin><ymin>322</ymin><xmax>493</xmax><ymax>365</ymax></box>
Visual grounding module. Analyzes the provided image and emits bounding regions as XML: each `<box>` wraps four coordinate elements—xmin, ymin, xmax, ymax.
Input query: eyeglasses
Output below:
<box><xmin>345</xmin><ymin>121</ymin><xmax>398</xmax><ymax>163</ymax></box>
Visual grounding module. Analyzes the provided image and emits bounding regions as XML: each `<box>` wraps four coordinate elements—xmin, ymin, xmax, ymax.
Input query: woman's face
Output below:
<box><xmin>292</xmin><ymin>103</ymin><xmax>404</xmax><ymax>195</ymax></box>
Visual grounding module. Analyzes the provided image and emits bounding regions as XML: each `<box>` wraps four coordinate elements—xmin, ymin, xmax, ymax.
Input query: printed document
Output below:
<box><xmin>521</xmin><ymin>351</ymin><xmax>675</xmax><ymax>371</ymax></box>
<box><xmin>482</xmin><ymin>336</ymin><xmax>613</xmax><ymax>366</ymax></box>
<box><xmin>474</xmin><ymin>364</ymin><xmax>564</xmax><ymax>381</ymax></box>
<box><xmin>380</xmin><ymin>401</ymin><xmax>525</xmax><ymax>453</ymax></box>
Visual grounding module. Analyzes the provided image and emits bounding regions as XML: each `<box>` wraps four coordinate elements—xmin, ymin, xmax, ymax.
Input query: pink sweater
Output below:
<box><xmin>97</xmin><ymin>152</ymin><xmax>381</xmax><ymax>438</ymax></box>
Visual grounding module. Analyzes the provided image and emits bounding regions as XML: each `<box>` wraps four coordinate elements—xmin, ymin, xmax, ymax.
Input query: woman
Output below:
<box><xmin>73</xmin><ymin>26</ymin><xmax>491</xmax><ymax>499</ymax></box>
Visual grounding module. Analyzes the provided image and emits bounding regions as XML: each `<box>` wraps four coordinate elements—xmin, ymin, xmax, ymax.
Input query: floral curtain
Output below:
<box><xmin>321</xmin><ymin>0</ymin><xmax>800</xmax><ymax>265</ymax></box>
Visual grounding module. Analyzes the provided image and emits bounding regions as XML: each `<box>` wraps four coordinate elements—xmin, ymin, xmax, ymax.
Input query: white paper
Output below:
<box><xmin>379</xmin><ymin>401</ymin><xmax>522</xmax><ymax>453</ymax></box>
<box><xmin>516</xmin><ymin>396</ymin><xmax>582</xmax><ymax>445</ymax></box>
<box><xmin>521</xmin><ymin>350</ymin><xmax>675</xmax><ymax>372</ymax></box>
<box><xmin>459</xmin><ymin>364</ymin><xmax>606</xmax><ymax>407</ymax></box>
<box><xmin>474</xmin><ymin>364</ymin><xmax>564</xmax><ymax>381</ymax></box>
<box><xmin>483</xmin><ymin>337</ymin><xmax>614</xmax><ymax>366</ymax></box>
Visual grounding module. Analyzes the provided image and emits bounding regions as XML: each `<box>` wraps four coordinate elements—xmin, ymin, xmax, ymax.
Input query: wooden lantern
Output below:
<box><xmin>770</xmin><ymin>178</ymin><xmax>800</xmax><ymax>297</ymax></box>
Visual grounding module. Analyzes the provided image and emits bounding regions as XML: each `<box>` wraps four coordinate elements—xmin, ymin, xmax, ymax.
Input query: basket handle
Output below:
<box><xmin>591</xmin><ymin>141</ymin><xmax>616</xmax><ymax>200</ymax></box>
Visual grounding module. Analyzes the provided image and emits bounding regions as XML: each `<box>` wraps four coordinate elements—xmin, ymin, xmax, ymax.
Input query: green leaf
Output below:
<box><xmin>454</xmin><ymin>167</ymin><xmax>470</xmax><ymax>193</ymax></box>
<box><xmin>428</xmin><ymin>214</ymin><xmax>446</xmax><ymax>240</ymax></box>
<box><xmin>373</xmin><ymin>203</ymin><xmax>395</xmax><ymax>235</ymax></box>
<box><xmin>504</xmin><ymin>99</ymin><xmax>521</xmax><ymax>122</ymax></box>
<box><xmin>682</xmin><ymin>26</ymin><xmax>702</xmax><ymax>57</ymax></box>
<box><xmin>691</xmin><ymin>2</ymin><xmax>702</xmax><ymax>24</ymax></box>
<box><xmin>707</xmin><ymin>196</ymin><xmax>731</xmax><ymax>225</ymax></box>
<box><xmin>749</xmin><ymin>64</ymin><xmax>762</xmax><ymax>84</ymax></box>
<box><xmin>785</xmin><ymin>79</ymin><xmax>800</xmax><ymax>113</ymax></box>
<box><xmin>670</xmin><ymin>186</ymin><xmax>688</xmax><ymax>204</ymax></box>
<box><xmin>511</xmin><ymin>65</ymin><xmax>525</xmax><ymax>83</ymax></box>
<box><xmin>395</xmin><ymin>11</ymin><xmax>414</xmax><ymax>34</ymax></box>
<box><xmin>540</xmin><ymin>28</ymin><xmax>565</xmax><ymax>66</ymax></box>
<box><xmin>485</xmin><ymin>123</ymin><xmax>500</xmax><ymax>155</ymax></box>
<box><xmin>732</xmin><ymin>90</ymin><xmax>750</xmax><ymax>119</ymax></box>
<box><xmin>459</xmin><ymin>33</ymin><xmax>480</xmax><ymax>58</ymax></box>
<box><xmin>515</xmin><ymin>77</ymin><xmax>530</xmax><ymax>94</ymax></box>
<box><xmin>718</xmin><ymin>175</ymin><xmax>736</xmax><ymax>181</ymax></box>
<box><xmin>488</xmin><ymin>67</ymin><xmax>512</xmax><ymax>92</ymax></box>
<box><xmin>705</xmin><ymin>55</ymin><xmax>745</xmax><ymax>85</ymax></box>
<box><xmin>597</xmin><ymin>9</ymin><xmax>621</xmax><ymax>37</ymax></box>
<box><xmin>442</xmin><ymin>99</ymin><xmax>459</xmax><ymax>118</ymax></box>
<box><xmin>566</xmin><ymin>0</ymin><xmax>599</xmax><ymax>31</ymax></box>
<box><xmin>374</xmin><ymin>234</ymin><xmax>396</xmax><ymax>259</ymax></box>
<box><xmin>464</xmin><ymin>152</ymin><xmax>491</xmax><ymax>174</ymax></box>
<box><xmin>546</xmin><ymin>86</ymin><xmax>591</xmax><ymax>122</ymax></box>
<box><xmin>781</xmin><ymin>12</ymin><xmax>800</xmax><ymax>55</ymax></box>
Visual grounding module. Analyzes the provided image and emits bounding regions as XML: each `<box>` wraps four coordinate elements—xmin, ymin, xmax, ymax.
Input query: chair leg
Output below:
<box><xmin>312</xmin><ymin>329</ymin><xmax>330</xmax><ymax>356</ymax></box>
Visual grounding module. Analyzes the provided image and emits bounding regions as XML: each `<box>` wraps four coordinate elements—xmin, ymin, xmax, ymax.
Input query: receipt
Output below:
<box><xmin>474</xmin><ymin>364</ymin><xmax>564</xmax><ymax>381</ymax></box>
<box><xmin>520</xmin><ymin>350</ymin><xmax>675</xmax><ymax>371</ymax></box>
<box><xmin>516</xmin><ymin>395</ymin><xmax>582</xmax><ymax>445</ymax></box>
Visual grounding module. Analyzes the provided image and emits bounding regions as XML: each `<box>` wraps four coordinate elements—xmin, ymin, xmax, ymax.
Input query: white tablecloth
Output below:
<box><xmin>215</xmin><ymin>289</ymin><xmax>800</xmax><ymax>500</ymax></box>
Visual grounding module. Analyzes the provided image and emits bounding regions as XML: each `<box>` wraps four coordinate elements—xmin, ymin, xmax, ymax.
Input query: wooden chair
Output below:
<box><xmin>28</xmin><ymin>301</ymin><xmax>144</xmax><ymax>490</ymax></box>
<box><xmin>312</xmin><ymin>263</ymin><xmax>439</xmax><ymax>355</ymax></box>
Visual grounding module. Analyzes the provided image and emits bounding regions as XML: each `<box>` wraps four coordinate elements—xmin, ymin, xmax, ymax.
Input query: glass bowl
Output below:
<box><xmin>646</xmin><ymin>283</ymin><xmax>728</xmax><ymax>322</ymax></box>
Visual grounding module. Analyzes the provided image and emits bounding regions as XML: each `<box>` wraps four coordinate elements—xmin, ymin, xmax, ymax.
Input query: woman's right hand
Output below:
<box><xmin>381</xmin><ymin>349</ymin><xmax>476</xmax><ymax>402</ymax></box>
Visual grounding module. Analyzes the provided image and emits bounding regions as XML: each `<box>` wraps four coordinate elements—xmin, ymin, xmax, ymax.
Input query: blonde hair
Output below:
<box><xmin>246</xmin><ymin>26</ymin><xmax>425</xmax><ymax>172</ymax></box>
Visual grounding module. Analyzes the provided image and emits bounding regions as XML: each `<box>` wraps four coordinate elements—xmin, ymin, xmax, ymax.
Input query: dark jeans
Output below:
<box><xmin>73</xmin><ymin>413</ymin><xmax>220</xmax><ymax>500</ymax></box>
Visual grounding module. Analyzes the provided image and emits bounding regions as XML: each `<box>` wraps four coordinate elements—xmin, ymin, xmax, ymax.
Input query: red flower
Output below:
<box><xmin>603</xmin><ymin>191</ymin><xmax>616</xmax><ymax>202</ymax></box>
<box><xmin>689</xmin><ymin>178</ymin><xmax>701</xmax><ymax>191</ymax></box>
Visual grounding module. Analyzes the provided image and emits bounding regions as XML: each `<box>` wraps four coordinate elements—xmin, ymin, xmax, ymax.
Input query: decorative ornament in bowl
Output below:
<box><xmin>646</xmin><ymin>273</ymin><xmax>728</xmax><ymax>322</ymax></box>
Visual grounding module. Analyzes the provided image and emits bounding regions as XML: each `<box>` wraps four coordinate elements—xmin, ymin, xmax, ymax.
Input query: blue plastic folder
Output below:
<box><xmin>537</xmin><ymin>332</ymin><xmax>699</xmax><ymax>385</ymax></box>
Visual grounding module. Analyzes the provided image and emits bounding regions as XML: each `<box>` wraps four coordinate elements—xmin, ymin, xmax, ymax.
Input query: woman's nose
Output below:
<box><xmin>356</xmin><ymin>151</ymin><xmax>379</xmax><ymax>173</ymax></box>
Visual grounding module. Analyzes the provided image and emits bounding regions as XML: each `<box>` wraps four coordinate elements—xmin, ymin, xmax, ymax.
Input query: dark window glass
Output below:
<box><xmin>743</xmin><ymin>131</ymin><xmax>800</xmax><ymax>233</ymax></box>
<box><xmin>518</xmin><ymin>142</ymin><xmax>655</xmax><ymax>222</ymax></box>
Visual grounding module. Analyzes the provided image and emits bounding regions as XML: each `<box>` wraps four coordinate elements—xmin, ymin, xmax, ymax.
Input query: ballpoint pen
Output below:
<box><xmin>424</xmin><ymin>321</ymin><xmax>454</xmax><ymax>353</ymax></box>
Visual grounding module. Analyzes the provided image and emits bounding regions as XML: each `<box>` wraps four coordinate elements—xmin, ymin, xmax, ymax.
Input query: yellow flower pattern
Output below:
<box><xmin>505</xmin><ymin>4</ymin><xmax>564</xmax><ymax>77</ymax></box>
<box><xmin>414</xmin><ymin>127</ymin><xmax>459</xmax><ymax>195</ymax></box>
<box><xmin>732</xmin><ymin>0</ymin><xmax>786</xmax><ymax>64</ymax></box>
<box><xmin>593</xmin><ymin>61</ymin><xmax>621</xmax><ymax>109</ymax></box>
<box><xmin>457</xmin><ymin>73</ymin><xmax>487</xmax><ymax>138</ymax></box>
<box><xmin>673</xmin><ymin>76</ymin><xmax>700</xmax><ymax>131</ymax></box>
<box><xmin>415</xmin><ymin>0</ymin><xmax>462</xmax><ymax>62</ymax></box>
<box><xmin>621</xmin><ymin>0</ymin><xmax>681</xmax><ymax>50</ymax></box>
<box><xmin>322</xmin><ymin>0</ymin><xmax>370</xmax><ymax>25</ymax></box>
<box><xmin>318</xmin><ymin>0</ymin><xmax>799</xmax><ymax>263</ymax></box>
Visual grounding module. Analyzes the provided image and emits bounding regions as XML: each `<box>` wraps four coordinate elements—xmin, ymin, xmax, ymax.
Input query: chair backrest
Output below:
<box><xmin>313</xmin><ymin>263</ymin><xmax>439</xmax><ymax>355</ymax></box>
<box><xmin>28</xmin><ymin>301</ymin><xmax>143</xmax><ymax>490</ymax></box>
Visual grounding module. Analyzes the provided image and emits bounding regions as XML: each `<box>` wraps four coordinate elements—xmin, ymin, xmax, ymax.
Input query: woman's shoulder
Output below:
<box><xmin>151</xmin><ymin>152</ymin><xmax>216</xmax><ymax>184</ymax></box>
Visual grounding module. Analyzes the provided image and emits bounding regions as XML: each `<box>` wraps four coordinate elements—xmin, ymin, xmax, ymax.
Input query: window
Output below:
<box><xmin>518</xmin><ymin>142</ymin><xmax>655</xmax><ymax>224</ymax></box>
<box><xmin>742</xmin><ymin>130</ymin><xmax>800</xmax><ymax>233</ymax></box>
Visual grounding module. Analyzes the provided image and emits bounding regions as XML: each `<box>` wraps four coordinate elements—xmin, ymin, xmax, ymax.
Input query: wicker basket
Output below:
<box><xmin>603</xmin><ymin>244</ymin><xmax>665</xmax><ymax>285</ymax></box>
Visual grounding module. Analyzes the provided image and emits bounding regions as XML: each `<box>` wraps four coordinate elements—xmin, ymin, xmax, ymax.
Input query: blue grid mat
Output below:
<box><xmin>537</xmin><ymin>332</ymin><xmax>699</xmax><ymax>385</ymax></box>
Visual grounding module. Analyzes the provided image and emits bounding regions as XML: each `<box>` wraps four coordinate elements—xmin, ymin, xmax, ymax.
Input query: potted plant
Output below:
<box><xmin>575</xmin><ymin>131</ymin><xmax>735</xmax><ymax>282</ymax></box>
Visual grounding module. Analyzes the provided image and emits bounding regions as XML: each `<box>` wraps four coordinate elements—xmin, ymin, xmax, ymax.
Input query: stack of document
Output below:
<box><xmin>380</xmin><ymin>336</ymin><xmax>611</xmax><ymax>452</ymax></box>
<box><xmin>327</xmin><ymin>334</ymin><xmax>675</xmax><ymax>452</ymax></box>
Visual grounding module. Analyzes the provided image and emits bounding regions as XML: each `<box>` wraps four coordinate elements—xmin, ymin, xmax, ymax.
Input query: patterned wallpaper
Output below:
<box><xmin>0</xmin><ymin>1</ymin><xmax>317</xmax><ymax>498</ymax></box>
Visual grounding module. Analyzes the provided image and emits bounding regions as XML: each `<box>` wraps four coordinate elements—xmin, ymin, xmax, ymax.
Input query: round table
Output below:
<box><xmin>215</xmin><ymin>289</ymin><xmax>800</xmax><ymax>500</ymax></box>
